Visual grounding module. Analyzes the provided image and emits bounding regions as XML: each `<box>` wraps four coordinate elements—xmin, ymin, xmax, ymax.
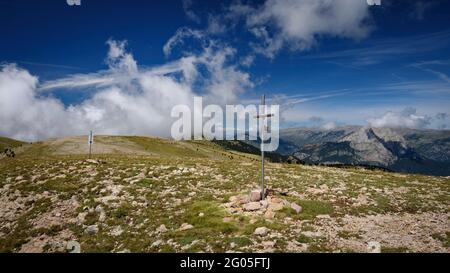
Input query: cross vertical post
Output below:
<box><xmin>255</xmin><ymin>95</ymin><xmax>274</xmax><ymax>200</ymax></box>
<box><xmin>260</xmin><ymin>95</ymin><xmax>265</xmax><ymax>200</ymax></box>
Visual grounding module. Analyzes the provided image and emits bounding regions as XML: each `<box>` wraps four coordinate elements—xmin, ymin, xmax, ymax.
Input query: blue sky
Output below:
<box><xmin>1</xmin><ymin>0</ymin><xmax>450</xmax><ymax>140</ymax></box>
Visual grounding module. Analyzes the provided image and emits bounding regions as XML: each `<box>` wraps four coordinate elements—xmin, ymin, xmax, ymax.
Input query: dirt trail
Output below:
<box><xmin>44</xmin><ymin>136</ymin><xmax>155</xmax><ymax>155</ymax></box>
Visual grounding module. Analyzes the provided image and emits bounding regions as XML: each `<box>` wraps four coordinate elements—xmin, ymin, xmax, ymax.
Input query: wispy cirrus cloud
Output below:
<box><xmin>299</xmin><ymin>30</ymin><xmax>450</xmax><ymax>66</ymax></box>
<box><xmin>5</xmin><ymin>61</ymin><xmax>83</xmax><ymax>71</ymax></box>
<box><xmin>409</xmin><ymin>60</ymin><xmax>450</xmax><ymax>83</ymax></box>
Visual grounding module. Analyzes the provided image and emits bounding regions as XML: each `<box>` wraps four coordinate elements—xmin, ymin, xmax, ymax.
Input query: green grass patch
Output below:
<box><xmin>381</xmin><ymin>247</ymin><xmax>410</xmax><ymax>253</ymax></box>
<box><xmin>432</xmin><ymin>232</ymin><xmax>450</xmax><ymax>248</ymax></box>
<box><xmin>181</xmin><ymin>201</ymin><xmax>238</xmax><ymax>235</ymax></box>
<box><xmin>297</xmin><ymin>200</ymin><xmax>334</xmax><ymax>220</ymax></box>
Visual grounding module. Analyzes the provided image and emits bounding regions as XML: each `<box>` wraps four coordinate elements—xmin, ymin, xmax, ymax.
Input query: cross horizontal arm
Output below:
<box><xmin>255</xmin><ymin>114</ymin><xmax>275</xmax><ymax>119</ymax></box>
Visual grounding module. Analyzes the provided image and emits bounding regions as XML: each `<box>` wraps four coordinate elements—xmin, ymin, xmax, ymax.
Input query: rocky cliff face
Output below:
<box><xmin>280</xmin><ymin>127</ymin><xmax>450</xmax><ymax>176</ymax></box>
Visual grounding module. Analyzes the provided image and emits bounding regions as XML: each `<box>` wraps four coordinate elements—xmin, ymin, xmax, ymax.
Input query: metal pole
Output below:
<box><xmin>261</xmin><ymin>95</ymin><xmax>265</xmax><ymax>200</ymax></box>
<box><xmin>89</xmin><ymin>131</ymin><xmax>92</xmax><ymax>159</ymax></box>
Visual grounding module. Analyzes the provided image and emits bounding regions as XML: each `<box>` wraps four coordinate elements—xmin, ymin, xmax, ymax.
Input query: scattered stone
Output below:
<box><xmin>95</xmin><ymin>205</ymin><xmax>106</xmax><ymax>222</ymax></box>
<box><xmin>151</xmin><ymin>240</ymin><xmax>163</xmax><ymax>248</ymax></box>
<box><xmin>302</xmin><ymin>231</ymin><xmax>323</xmax><ymax>238</ymax></box>
<box><xmin>290</xmin><ymin>203</ymin><xmax>302</xmax><ymax>214</ymax></box>
<box><xmin>264</xmin><ymin>209</ymin><xmax>275</xmax><ymax>219</ymax></box>
<box><xmin>179</xmin><ymin>223</ymin><xmax>194</xmax><ymax>231</ymax></box>
<box><xmin>270</xmin><ymin>197</ymin><xmax>283</xmax><ymax>204</ymax></box>
<box><xmin>243</xmin><ymin>202</ymin><xmax>261</xmax><ymax>211</ymax></box>
<box><xmin>260</xmin><ymin>200</ymin><xmax>269</xmax><ymax>209</ymax></box>
<box><xmin>367</xmin><ymin>241</ymin><xmax>381</xmax><ymax>253</ymax></box>
<box><xmin>262</xmin><ymin>241</ymin><xmax>276</xmax><ymax>248</ymax></box>
<box><xmin>75</xmin><ymin>212</ymin><xmax>87</xmax><ymax>225</ymax></box>
<box><xmin>223</xmin><ymin>217</ymin><xmax>233</xmax><ymax>223</ymax></box>
<box><xmin>229</xmin><ymin>195</ymin><xmax>249</xmax><ymax>206</ymax></box>
<box><xmin>156</xmin><ymin>224</ymin><xmax>168</xmax><ymax>233</ymax></box>
<box><xmin>85</xmin><ymin>225</ymin><xmax>99</xmax><ymax>235</ymax></box>
<box><xmin>249</xmin><ymin>190</ymin><xmax>262</xmax><ymax>202</ymax></box>
<box><xmin>85</xmin><ymin>159</ymin><xmax>100</xmax><ymax>164</ymax></box>
<box><xmin>254</xmin><ymin>227</ymin><xmax>269</xmax><ymax>236</ymax></box>
<box><xmin>198</xmin><ymin>213</ymin><xmax>205</xmax><ymax>217</ymax></box>
<box><xmin>316</xmin><ymin>214</ymin><xmax>331</xmax><ymax>220</ymax></box>
<box><xmin>98</xmin><ymin>211</ymin><xmax>106</xmax><ymax>222</ymax></box>
<box><xmin>66</xmin><ymin>241</ymin><xmax>81</xmax><ymax>253</ymax></box>
<box><xmin>268</xmin><ymin>202</ymin><xmax>284</xmax><ymax>212</ymax></box>
<box><xmin>110</xmin><ymin>226</ymin><xmax>124</xmax><ymax>237</ymax></box>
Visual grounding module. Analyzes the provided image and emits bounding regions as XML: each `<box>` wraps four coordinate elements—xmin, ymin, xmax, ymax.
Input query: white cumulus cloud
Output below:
<box><xmin>231</xmin><ymin>0</ymin><xmax>373</xmax><ymax>58</ymax></box>
<box><xmin>368</xmin><ymin>107</ymin><xmax>432</xmax><ymax>129</ymax></box>
<box><xmin>0</xmin><ymin>38</ymin><xmax>253</xmax><ymax>141</ymax></box>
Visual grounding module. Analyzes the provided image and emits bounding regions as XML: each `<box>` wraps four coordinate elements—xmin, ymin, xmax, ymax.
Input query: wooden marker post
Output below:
<box><xmin>88</xmin><ymin>131</ymin><xmax>93</xmax><ymax>159</ymax></box>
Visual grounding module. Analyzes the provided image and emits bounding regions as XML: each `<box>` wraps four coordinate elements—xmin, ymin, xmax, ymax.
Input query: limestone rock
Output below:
<box><xmin>243</xmin><ymin>202</ymin><xmax>261</xmax><ymax>211</ymax></box>
<box><xmin>260</xmin><ymin>200</ymin><xmax>269</xmax><ymax>209</ymax></box>
<box><xmin>254</xmin><ymin>227</ymin><xmax>269</xmax><ymax>236</ymax></box>
<box><xmin>223</xmin><ymin>217</ymin><xmax>233</xmax><ymax>223</ymax></box>
<box><xmin>85</xmin><ymin>225</ymin><xmax>99</xmax><ymax>235</ymax></box>
<box><xmin>152</xmin><ymin>240</ymin><xmax>163</xmax><ymax>248</ymax></box>
<box><xmin>367</xmin><ymin>241</ymin><xmax>381</xmax><ymax>253</ymax></box>
<box><xmin>268</xmin><ymin>202</ymin><xmax>284</xmax><ymax>212</ymax></box>
<box><xmin>264</xmin><ymin>209</ymin><xmax>275</xmax><ymax>219</ymax></box>
<box><xmin>156</xmin><ymin>224</ymin><xmax>168</xmax><ymax>233</ymax></box>
<box><xmin>179</xmin><ymin>223</ymin><xmax>194</xmax><ymax>231</ymax></box>
<box><xmin>290</xmin><ymin>203</ymin><xmax>303</xmax><ymax>214</ymax></box>
<box><xmin>66</xmin><ymin>241</ymin><xmax>81</xmax><ymax>253</ymax></box>
<box><xmin>110</xmin><ymin>226</ymin><xmax>124</xmax><ymax>237</ymax></box>
<box><xmin>249</xmin><ymin>190</ymin><xmax>261</xmax><ymax>202</ymax></box>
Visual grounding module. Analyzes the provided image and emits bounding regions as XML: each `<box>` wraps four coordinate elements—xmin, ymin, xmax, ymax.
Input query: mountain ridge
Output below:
<box><xmin>279</xmin><ymin>126</ymin><xmax>450</xmax><ymax>176</ymax></box>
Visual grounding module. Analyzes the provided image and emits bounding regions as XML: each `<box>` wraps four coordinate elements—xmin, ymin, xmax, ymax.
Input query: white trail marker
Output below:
<box><xmin>256</xmin><ymin>95</ymin><xmax>274</xmax><ymax>200</ymax></box>
<box><xmin>88</xmin><ymin>131</ymin><xmax>94</xmax><ymax>158</ymax></box>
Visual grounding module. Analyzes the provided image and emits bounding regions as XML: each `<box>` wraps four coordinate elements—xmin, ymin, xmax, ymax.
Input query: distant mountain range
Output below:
<box><xmin>278</xmin><ymin>126</ymin><xmax>450</xmax><ymax>176</ymax></box>
<box><xmin>2</xmin><ymin>126</ymin><xmax>449</xmax><ymax>176</ymax></box>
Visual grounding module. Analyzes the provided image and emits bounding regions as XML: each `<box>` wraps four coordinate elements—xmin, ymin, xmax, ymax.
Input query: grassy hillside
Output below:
<box><xmin>0</xmin><ymin>136</ymin><xmax>26</xmax><ymax>151</ymax></box>
<box><xmin>0</xmin><ymin>136</ymin><xmax>448</xmax><ymax>253</ymax></box>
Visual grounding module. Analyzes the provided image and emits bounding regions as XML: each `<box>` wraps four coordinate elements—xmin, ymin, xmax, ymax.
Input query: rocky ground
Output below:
<box><xmin>0</xmin><ymin>136</ymin><xmax>448</xmax><ymax>253</ymax></box>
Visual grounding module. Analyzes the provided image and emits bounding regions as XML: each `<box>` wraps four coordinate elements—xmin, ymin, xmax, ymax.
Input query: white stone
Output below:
<box><xmin>152</xmin><ymin>240</ymin><xmax>163</xmax><ymax>248</ymax></box>
<box><xmin>243</xmin><ymin>202</ymin><xmax>261</xmax><ymax>211</ymax></box>
<box><xmin>85</xmin><ymin>225</ymin><xmax>99</xmax><ymax>235</ymax></box>
<box><xmin>262</xmin><ymin>241</ymin><xmax>276</xmax><ymax>248</ymax></box>
<box><xmin>156</xmin><ymin>224</ymin><xmax>168</xmax><ymax>233</ymax></box>
<box><xmin>66</xmin><ymin>241</ymin><xmax>81</xmax><ymax>253</ymax></box>
<box><xmin>110</xmin><ymin>226</ymin><xmax>123</xmax><ymax>237</ymax></box>
<box><xmin>367</xmin><ymin>241</ymin><xmax>381</xmax><ymax>253</ymax></box>
<box><xmin>98</xmin><ymin>211</ymin><xmax>106</xmax><ymax>222</ymax></box>
<box><xmin>290</xmin><ymin>203</ymin><xmax>303</xmax><ymax>214</ymax></box>
<box><xmin>249</xmin><ymin>190</ymin><xmax>261</xmax><ymax>202</ymax></box>
<box><xmin>268</xmin><ymin>202</ymin><xmax>284</xmax><ymax>212</ymax></box>
<box><xmin>179</xmin><ymin>223</ymin><xmax>194</xmax><ymax>231</ymax></box>
<box><xmin>254</xmin><ymin>227</ymin><xmax>269</xmax><ymax>236</ymax></box>
<box><xmin>264</xmin><ymin>209</ymin><xmax>275</xmax><ymax>219</ymax></box>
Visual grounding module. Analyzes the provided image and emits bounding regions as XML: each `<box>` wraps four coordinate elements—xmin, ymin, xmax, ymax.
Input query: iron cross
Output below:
<box><xmin>256</xmin><ymin>95</ymin><xmax>274</xmax><ymax>200</ymax></box>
